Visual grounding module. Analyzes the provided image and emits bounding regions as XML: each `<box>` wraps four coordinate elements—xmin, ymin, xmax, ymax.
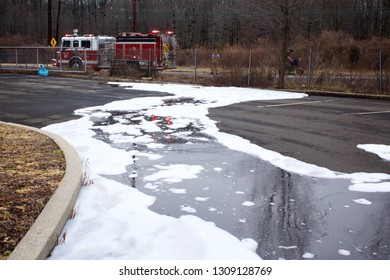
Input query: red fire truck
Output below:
<box><xmin>52</xmin><ymin>29</ymin><xmax>176</xmax><ymax>71</ymax></box>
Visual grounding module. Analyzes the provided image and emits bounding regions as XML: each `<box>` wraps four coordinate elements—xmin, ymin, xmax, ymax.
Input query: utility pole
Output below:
<box><xmin>48</xmin><ymin>0</ymin><xmax>52</xmax><ymax>45</ymax></box>
<box><xmin>132</xmin><ymin>0</ymin><xmax>137</xmax><ymax>32</ymax></box>
<box><xmin>56</xmin><ymin>1</ymin><xmax>62</xmax><ymax>43</ymax></box>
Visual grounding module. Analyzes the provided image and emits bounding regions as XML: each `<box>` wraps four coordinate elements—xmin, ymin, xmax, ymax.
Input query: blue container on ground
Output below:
<box><xmin>38</xmin><ymin>65</ymin><xmax>49</xmax><ymax>76</ymax></box>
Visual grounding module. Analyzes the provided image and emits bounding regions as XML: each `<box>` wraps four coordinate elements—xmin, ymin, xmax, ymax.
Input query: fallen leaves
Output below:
<box><xmin>0</xmin><ymin>124</ymin><xmax>66</xmax><ymax>259</ymax></box>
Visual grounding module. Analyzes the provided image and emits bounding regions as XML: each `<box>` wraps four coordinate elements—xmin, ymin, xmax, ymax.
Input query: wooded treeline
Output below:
<box><xmin>1</xmin><ymin>0</ymin><xmax>389</xmax><ymax>47</ymax></box>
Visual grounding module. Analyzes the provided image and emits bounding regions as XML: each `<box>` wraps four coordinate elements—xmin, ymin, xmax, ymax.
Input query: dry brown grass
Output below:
<box><xmin>172</xmin><ymin>32</ymin><xmax>390</xmax><ymax>94</ymax></box>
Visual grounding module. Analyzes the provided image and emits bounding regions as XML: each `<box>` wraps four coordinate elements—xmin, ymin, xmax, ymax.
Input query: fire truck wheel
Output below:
<box><xmin>69</xmin><ymin>58</ymin><xmax>83</xmax><ymax>70</ymax></box>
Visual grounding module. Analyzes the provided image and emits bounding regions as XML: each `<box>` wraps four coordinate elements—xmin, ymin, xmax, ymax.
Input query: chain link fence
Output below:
<box><xmin>0</xmin><ymin>47</ymin><xmax>87</xmax><ymax>73</ymax></box>
<box><xmin>0</xmin><ymin>46</ymin><xmax>167</xmax><ymax>76</ymax></box>
<box><xmin>1</xmin><ymin>46</ymin><xmax>388</xmax><ymax>95</ymax></box>
<box><xmin>184</xmin><ymin>47</ymin><xmax>389</xmax><ymax>95</ymax></box>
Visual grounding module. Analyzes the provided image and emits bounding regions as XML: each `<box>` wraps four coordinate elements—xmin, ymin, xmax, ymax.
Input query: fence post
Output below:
<box><xmin>148</xmin><ymin>48</ymin><xmax>152</xmax><ymax>77</ymax></box>
<box><xmin>194</xmin><ymin>48</ymin><xmax>198</xmax><ymax>84</ymax></box>
<box><xmin>247</xmin><ymin>49</ymin><xmax>252</xmax><ymax>87</ymax></box>
<box><xmin>59</xmin><ymin>49</ymin><xmax>62</xmax><ymax>71</ymax></box>
<box><xmin>36</xmin><ymin>48</ymin><xmax>39</xmax><ymax>68</ymax></box>
<box><xmin>307</xmin><ymin>49</ymin><xmax>312</xmax><ymax>88</ymax></box>
<box><xmin>25</xmin><ymin>48</ymin><xmax>27</xmax><ymax>69</ymax></box>
<box><xmin>379</xmin><ymin>50</ymin><xmax>383</xmax><ymax>94</ymax></box>
<box><xmin>46</xmin><ymin>48</ymin><xmax>49</xmax><ymax>67</ymax></box>
<box><xmin>84</xmin><ymin>48</ymin><xmax>87</xmax><ymax>73</ymax></box>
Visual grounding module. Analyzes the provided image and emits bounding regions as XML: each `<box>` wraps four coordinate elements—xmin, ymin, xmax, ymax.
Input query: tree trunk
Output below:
<box><xmin>278</xmin><ymin>5</ymin><xmax>290</xmax><ymax>89</ymax></box>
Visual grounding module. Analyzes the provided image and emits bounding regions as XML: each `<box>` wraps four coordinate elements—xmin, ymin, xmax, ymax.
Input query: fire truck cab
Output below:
<box><xmin>54</xmin><ymin>30</ymin><xmax>116</xmax><ymax>70</ymax></box>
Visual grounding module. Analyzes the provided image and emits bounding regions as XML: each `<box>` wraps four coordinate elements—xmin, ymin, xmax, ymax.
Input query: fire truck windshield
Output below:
<box><xmin>62</xmin><ymin>40</ymin><xmax>71</xmax><ymax>48</ymax></box>
<box><xmin>62</xmin><ymin>39</ymin><xmax>91</xmax><ymax>49</ymax></box>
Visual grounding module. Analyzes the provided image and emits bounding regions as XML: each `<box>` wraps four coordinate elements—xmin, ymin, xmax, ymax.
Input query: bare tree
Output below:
<box><xmin>243</xmin><ymin>0</ymin><xmax>310</xmax><ymax>88</ymax></box>
<box><xmin>0</xmin><ymin>0</ymin><xmax>389</xmax><ymax>48</ymax></box>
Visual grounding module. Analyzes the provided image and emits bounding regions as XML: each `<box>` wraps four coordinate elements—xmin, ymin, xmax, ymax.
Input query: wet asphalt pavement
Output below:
<box><xmin>111</xmin><ymin>141</ymin><xmax>390</xmax><ymax>260</ymax></box>
<box><xmin>1</xmin><ymin>74</ymin><xmax>390</xmax><ymax>259</ymax></box>
<box><xmin>95</xmin><ymin>105</ymin><xmax>390</xmax><ymax>260</ymax></box>
<box><xmin>208</xmin><ymin>96</ymin><xmax>390</xmax><ymax>174</ymax></box>
<box><xmin>0</xmin><ymin>74</ymin><xmax>170</xmax><ymax>128</ymax></box>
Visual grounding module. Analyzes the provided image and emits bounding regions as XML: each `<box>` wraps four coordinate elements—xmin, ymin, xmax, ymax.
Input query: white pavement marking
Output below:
<box><xmin>342</xmin><ymin>110</ymin><xmax>390</xmax><ymax>116</ymax></box>
<box><xmin>257</xmin><ymin>100</ymin><xmax>333</xmax><ymax>108</ymax></box>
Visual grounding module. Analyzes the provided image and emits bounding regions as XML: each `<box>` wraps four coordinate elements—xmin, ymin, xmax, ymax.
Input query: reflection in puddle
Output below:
<box><xmin>90</xmin><ymin>99</ymin><xmax>390</xmax><ymax>260</ymax></box>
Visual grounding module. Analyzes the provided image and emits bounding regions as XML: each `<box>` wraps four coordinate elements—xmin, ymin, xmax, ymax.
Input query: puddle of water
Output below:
<box><xmin>90</xmin><ymin>100</ymin><xmax>390</xmax><ymax>260</ymax></box>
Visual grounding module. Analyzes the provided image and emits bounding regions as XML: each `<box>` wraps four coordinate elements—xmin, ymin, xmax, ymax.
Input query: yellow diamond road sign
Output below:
<box><xmin>50</xmin><ymin>37</ymin><xmax>57</xmax><ymax>48</ymax></box>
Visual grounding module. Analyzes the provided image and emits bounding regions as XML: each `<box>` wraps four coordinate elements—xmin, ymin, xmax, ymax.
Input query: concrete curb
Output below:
<box><xmin>304</xmin><ymin>90</ymin><xmax>390</xmax><ymax>101</ymax></box>
<box><xmin>277</xmin><ymin>88</ymin><xmax>390</xmax><ymax>101</ymax></box>
<box><xmin>2</xmin><ymin>122</ymin><xmax>83</xmax><ymax>260</ymax></box>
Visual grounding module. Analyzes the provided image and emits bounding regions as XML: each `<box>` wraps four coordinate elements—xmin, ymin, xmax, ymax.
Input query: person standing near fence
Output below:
<box><xmin>286</xmin><ymin>48</ymin><xmax>304</xmax><ymax>75</ymax></box>
<box><xmin>211</xmin><ymin>50</ymin><xmax>220</xmax><ymax>75</ymax></box>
